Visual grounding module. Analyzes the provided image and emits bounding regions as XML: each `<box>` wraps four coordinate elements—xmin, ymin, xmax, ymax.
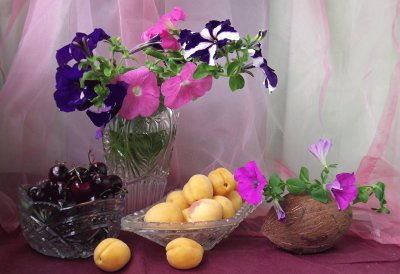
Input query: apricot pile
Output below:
<box><xmin>144</xmin><ymin>167</ymin><xmax>243</xmax><ymax>223</ymax></box>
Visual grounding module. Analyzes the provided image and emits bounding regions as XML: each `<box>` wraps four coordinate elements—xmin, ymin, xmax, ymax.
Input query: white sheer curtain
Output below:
<box><xmin>1</xmin><ymin>0</ymin><xmax>399</xmax><ymax>244</ymax></box>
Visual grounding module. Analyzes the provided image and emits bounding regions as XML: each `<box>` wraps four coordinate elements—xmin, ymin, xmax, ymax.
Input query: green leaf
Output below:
<box><xmin>104</xmin><ymin>67</ymin><xmax>112</xmax><ymax>77</ymax></box>
<box><xmin>286</xmin><ymin>178</ymin><xmax>306</xmax><ymax>194</ymax></box>
<box><xmin>227</xmin><ymin>60</ymin><xmax>242</xmax><ymax>76</ymax></box>
<box><xmin>90</xmin><ymin>96</ymin><xmax>103</xmax><ymax>108</ymax></box>
<box><xmin>144</xmin><ymin>49</ymin><xmax>166</xmax><ymax>60</ymax></box>
<box><xmin>372</xmin><ymin>182</ymin><xmax>385</xmax><ymax>201</ymax></box>
<box><xmin>78</xmin><ymin>62</ymin><xmax>89</xmax><ymax>70</ymax></box>
<box><xmin>299</xmin><ymin>167</ymin><xmax>309</xmax><ymax>182</ymax></box>
<box><xmin>310</xmin><ymin>185</ymin><xmax>329</xmax><ymax>203</ymax></box>
<box><xmin>268</xmin><ymin>173</ymin><xmax>281</xmax><ymax>187</ymax></box>
<box><xmin>80</xmin><ymin>71</ymin><xmax>98</xmax><ymax>88</ymax></box>
<box><xmin>193</xmin><ymin>63</ymin><xmax>213</xmax><ymax>79</ymax></box>
<box><xmin>242</xmin><ymin>49</ymin><xmax>249</xmax><ymax>62</ymax></box>
<box><xmin>229</xmin><ymin>74</ymin><xmax>245</xmax><ymax>91</ymax></box>
<box><xmin>94</xmin><ymin>84</ymin><xmax>108</xmax><ymax>97</ymax></box>
<box><xmin>371</xmin><ymin>182</ymin><xmax>390</xmax><ymax>213</ymax></box>
<box><xmin>268</xmin><ymin>173</ymin><xmax>285</xmax><ymax>199</ymax></box>
<box><xmin>353</xmin><ymin>186</ymin><xmax>369</xmax><ymax>204</ymax></box>
<box><xmin>166</xmin><ymin>60</ymin><xmax>178</xmax><ymax>73</ymax></box>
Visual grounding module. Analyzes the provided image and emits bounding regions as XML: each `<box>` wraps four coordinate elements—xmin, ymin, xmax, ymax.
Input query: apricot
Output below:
<box><xmin>182</xmin><ymin>198</ymin><xmax>223</xmax><ymax>222</ymax></box>
<box><xmin>144</xmin><ymin>202</ymin><xmax>185</xmax><ymax>223</ymax></box>
<box><xmin>183</xmin><ymin>174</ymin><xmax>213</xmax><ymax>204</ymax></box>
<box><xmin>166</xmin><ymin>190</ymin><xmax>189</xmax><ymax>210</ymax></box>
<box><xmin>227</xmin><ymin>190</ymin><xmax>243</xmax><ymax>211</ymax></box>
<box><xmin>208</xmin><ymin>168</ymin><xmax>236</xmax><ymax>196</ymax></box>
<box><xmin>93</xmin><ymin>238</ymin><xmax>131</xmax><ymax>272</ymax></box>
<box><xmin>166</xmin><ymin>238</ymin><xmax>204</xmax><ymax>270</ymax></box>
<box><xmin>213</xmin><ymin>195</ymin><xmax>235</xmax><ymax>218</ymax></box>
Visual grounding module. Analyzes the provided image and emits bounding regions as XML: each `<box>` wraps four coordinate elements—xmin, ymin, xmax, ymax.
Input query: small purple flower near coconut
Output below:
<box><xmin>272</xmin><ymin>199</ymin><xmax>286</xmax><ymax>223</ymax></box>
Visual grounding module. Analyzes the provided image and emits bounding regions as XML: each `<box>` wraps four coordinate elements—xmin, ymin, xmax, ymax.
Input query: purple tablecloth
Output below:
<box><xmin>1</xmin><ymin>173</ymin><xmax>400</xmax><ymax>273</ymax></box>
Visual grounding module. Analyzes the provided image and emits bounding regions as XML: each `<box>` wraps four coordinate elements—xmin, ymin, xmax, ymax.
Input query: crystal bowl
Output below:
<box><xmin>121</xmin><ymin>196</ymin><xmax>258</xmax><ymax>250</ymax></box>
<box><xmin>18</xmin><ymin>182</ymin><xmax>125</xmax><ymax>259</ymax></box>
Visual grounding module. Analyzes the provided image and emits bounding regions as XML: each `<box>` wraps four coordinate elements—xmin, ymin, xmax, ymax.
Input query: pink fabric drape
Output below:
<box><xmin>1</xmin><ymin>0</ymin><xmax>399</xmax><ymax>246</ymax></box>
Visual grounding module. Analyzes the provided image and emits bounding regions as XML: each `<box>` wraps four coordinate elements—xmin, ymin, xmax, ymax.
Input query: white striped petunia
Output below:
<box><xmin>179</xmin><ymin>20</ymin><xmax>240</xmax><ymax>66</ymax></box>
<box><xmin>248</xmin><ymin>45</ymin><xmax>278</xmax><ymax>93</ymax></box>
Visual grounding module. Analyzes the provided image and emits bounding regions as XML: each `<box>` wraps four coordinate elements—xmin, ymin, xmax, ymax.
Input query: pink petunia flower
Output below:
<box><xmin>326</xmin><ymin>172</ymin><xmax>358</xmax><ymax>211</ymax></box>
<box><xmin>141</xmin><ymin>6</ymin><xmax>186</xmax><ymax>50</ymax></box>
<box><xmin>161</xmin><ymin>62</ymin><xmax>212</xmax><ymax>109</ymax></box>
<box><xmin>117</xmin><ymin>68</ymin><xmax>160</xmax><ymax>120</ymax></box>
<box><xmin>234</xmin><ymin>161</ymin><xmax>267</xmax><ymax>205</ymax></box>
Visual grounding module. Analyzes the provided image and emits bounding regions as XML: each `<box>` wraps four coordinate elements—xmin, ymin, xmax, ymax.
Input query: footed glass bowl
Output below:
<box><xmin>121</xmin><ymin>197</ymin><xmax>258</xmax><ymax>250</ymax></box>
<box><xmin>18</xmin><ymin>182</ymin><xmax>125</xmax><ymax>259</ymax></box>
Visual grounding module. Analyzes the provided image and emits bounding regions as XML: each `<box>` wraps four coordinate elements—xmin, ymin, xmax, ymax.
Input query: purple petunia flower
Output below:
<box><xmin>86</xmin><ymin>81</ymin><xmax>128</xmax><ymax>139</ymax></box>
<box><xmin>179</xmin><ymin>20</ymin><xmax>240</xmax><ymax>66</ymax></box>
<box><xmin>56</xmin><ymin>28</ymin><xmax>110</xmax><ymax>66</ymax></box>
<box><xmin>248</xmin><ymin>44</ymin><xmax>278</xmax><ymax>93</ymax></box>
<box><xmin>54</xmin><ymin>64</ymin><xmax>97</xmax><ymax>112</ymax></box>
<box><xmin>308</xmin><ymin>139</ymin><xmax>332</xmax><ymax>167</ymax></box>
<box><xmin>273</xmin><ymin>199</ymin><xmax>286</xmax><ymax>223</ymax></box>
<box><xmin>234</xmin><ymin>161</ymin><xmax>267</xmax><ymax>205</ymax></box>
<box><xmin>326</xmin><ymin>172</ymin><xmax>358</xmax><ymax>211</ymax></box>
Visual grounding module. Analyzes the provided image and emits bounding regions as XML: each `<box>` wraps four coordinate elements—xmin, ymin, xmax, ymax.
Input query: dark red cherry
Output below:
<box><xmin>108</xmin><ymin>175</ymin><xmax>123</xmax><ymax>187</ymax></box>
<box><xmin>43</xmin><ymin>180</ymin><xmax>65</xmax><ymax>203</ymax></box>
<box><xmin>68</xmin><ymin>167</ymin><xmax>90</xmax><ymax>182</ymax></box>
<box><xmin>90</xmin><ymin>174</ymin><xmax>111</xmax><ymax>196</ymax></box>
<box><xmin>70</xmin><ymin>179</ymin><xmax>94</xmax><ymax>203</ymax></box>
<box><xmin>89</xmin><ymin>162</ymin><xmax>107</xmax><ymax>176</ymax></box>
<box><xmin>48</xmin><ymin>164</ymin><xmax>69</xmax><ymax>182</ymax></box>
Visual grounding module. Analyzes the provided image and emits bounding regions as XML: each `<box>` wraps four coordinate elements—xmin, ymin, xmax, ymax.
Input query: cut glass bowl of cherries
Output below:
<box><xmin>19</xmin><ymin>159</ymin><xmax>126</xmax><ymax>259</ymax></box>
<box><xmin>27</xmin><ymin>161</ymin><xmax>125</xmax><ymax>207</ymax></box>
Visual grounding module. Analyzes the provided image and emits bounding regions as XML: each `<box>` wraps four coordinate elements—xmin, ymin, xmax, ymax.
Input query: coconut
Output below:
<box><xmin>261</xmin><ymin>194</ymin><xmax>352</xmax><ymax>254</ymax></box>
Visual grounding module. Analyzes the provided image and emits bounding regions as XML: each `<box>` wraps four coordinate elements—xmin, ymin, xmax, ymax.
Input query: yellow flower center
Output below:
<box><xmin>181</xmin><ymin>80</ymin><xmax>191</xmax><ymax>86</ymax></box>
<box><xmin>132</xmin><ymin>86</ymin><xmax>142</xmax><ymax>96</ymax></box>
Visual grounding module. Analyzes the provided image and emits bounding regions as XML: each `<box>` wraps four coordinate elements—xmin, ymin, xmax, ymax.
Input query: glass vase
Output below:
<box><xmin>102</xmin><ymin>106</ymin><xmax>178</xmax><ymax>214</ymax></box>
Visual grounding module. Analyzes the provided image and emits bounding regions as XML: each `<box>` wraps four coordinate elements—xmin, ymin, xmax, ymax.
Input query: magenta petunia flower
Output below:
<box><xmin>308</xmin><ymin>139</ymin><xmax>332</xmax><ymax>167</ymax></box>
<box><xmin>234</xmin><ymin>161</ymin><xmax>267</xmax><ymax>205</ymax></box>
<box><xmin>326</xmin><ymin>172</ymin><xmax>358</xmax><ymax>211</ymax></box>
<box><xmin>161</xmin><ymin>62</ymin><xmax>212</xmax><ymax>109</ymax></box>
<box><xmin>141</xmin><ymin>6</ymin><xmax>186</xmax><ymax>50</ymax></box>
<box><xmin>117</xmin><ymin>68</ymin><xmax>160</xmax><ymax>120</ymax></box>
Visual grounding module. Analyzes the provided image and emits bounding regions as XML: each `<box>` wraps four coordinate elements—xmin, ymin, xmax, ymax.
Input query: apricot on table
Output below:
<box><xmin>93</xmin><ymin>238</ymin><xmax>131</xmax><ymax>272</ymax></box>
<box><xmin>166</xmin><ymin>237</ymin><xmax>204</xmax><ymax>270</ymax></box>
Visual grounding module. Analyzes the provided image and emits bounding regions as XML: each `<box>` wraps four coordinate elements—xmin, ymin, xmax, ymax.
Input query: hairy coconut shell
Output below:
<box><xmin>262</xmin><ymin>194</ymin><xmax>352</xmax><ymax>254</ymax></box>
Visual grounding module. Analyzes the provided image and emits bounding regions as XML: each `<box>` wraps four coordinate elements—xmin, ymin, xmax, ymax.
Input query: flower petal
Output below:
<box><xmin>56</xmin><ymin>45</ymin><xmax>72</xmax><ymax>66</ymax></box>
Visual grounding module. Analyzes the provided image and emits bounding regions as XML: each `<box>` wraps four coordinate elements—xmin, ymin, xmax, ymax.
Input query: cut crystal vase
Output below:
<box><xmin>103</xmin><ymin>106</ymin><xmax>178</xmax><ymax>214</ymax></box>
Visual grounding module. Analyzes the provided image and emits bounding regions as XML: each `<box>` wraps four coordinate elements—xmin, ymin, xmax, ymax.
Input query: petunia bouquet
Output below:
<box><xmin>234</xmin><ymin>139</ymin><xmax>390</xmax><ymax>222</ymax></box>
<box><xmin>53</xmin><ymin>6</ymin><xmax>277</xmax><ymax>139</ymax></box>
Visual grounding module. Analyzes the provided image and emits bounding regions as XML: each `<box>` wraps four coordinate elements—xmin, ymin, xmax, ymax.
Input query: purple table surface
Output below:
<box><xmin>1</xmin><ymin>173</ymin><xmax>400</xmax><ymax>274</ymax></box>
